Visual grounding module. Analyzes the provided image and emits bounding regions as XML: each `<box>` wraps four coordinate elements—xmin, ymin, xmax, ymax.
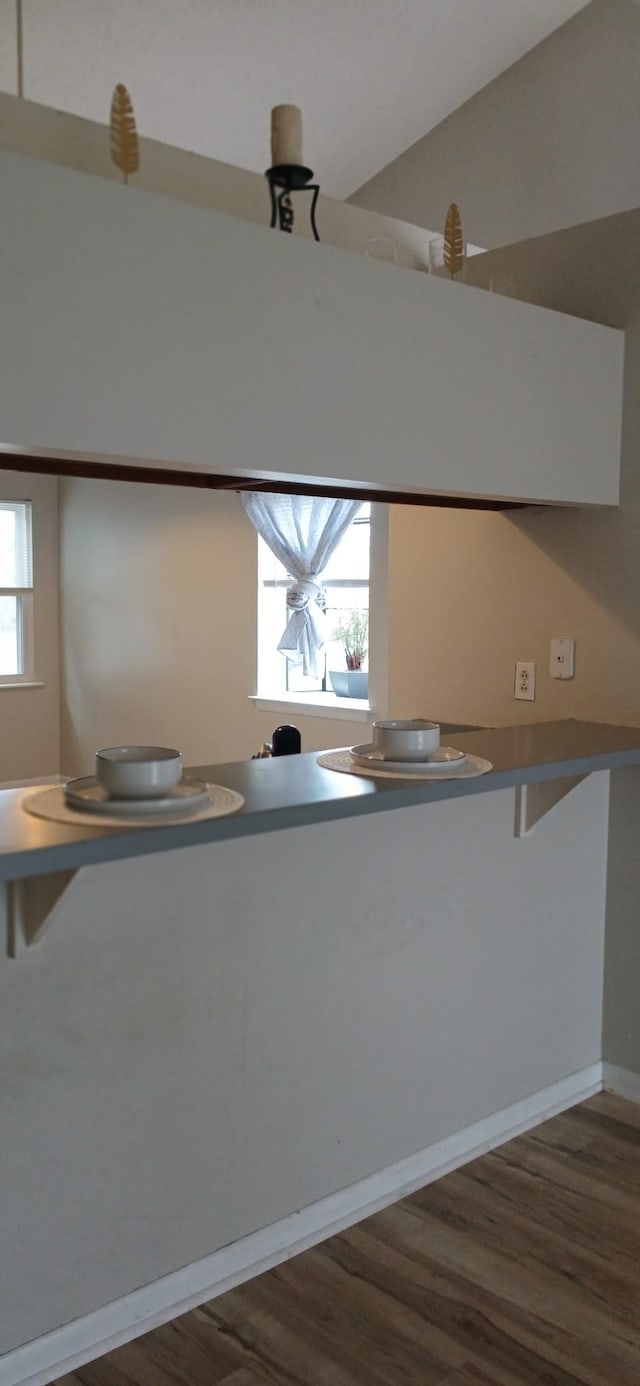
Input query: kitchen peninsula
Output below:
<box><xmin>0</xmin><ymin>717</ymin><xmax>629</xmax><ymax>1384</ymax></box>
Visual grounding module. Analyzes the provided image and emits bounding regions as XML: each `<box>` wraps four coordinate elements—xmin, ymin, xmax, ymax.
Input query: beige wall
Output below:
<box><xmin>388</xmin><ymin>506</ymin><xmax>582</xmax><ymax>727</ymax></box>
<box><xmin>0</xmin><ymin>470</ymin><xmax>60</xmax><ymax>782</ymax></box>
<box><xmin>352</xmin><ymin>0</ymin><xmax>640</xmax><ymax>250</ymax></box>
<box><xmin>62</xmin><ymin>472</ymin><xmax>613</xmax><ymax>780</ymax></box>
<box><xmin>59</xmin><ymin>478</ymin><xmax>369</xmax><ymax>774</ymax></box>
<box><xmin>52</xmin><ymin>370</ymin><xmax>640</xmax><ymax>771</ymax></box>
<box><xmin>387</xmin><ymin>490</ymin><xmax>640</xmax><ymax>731</ymax></box>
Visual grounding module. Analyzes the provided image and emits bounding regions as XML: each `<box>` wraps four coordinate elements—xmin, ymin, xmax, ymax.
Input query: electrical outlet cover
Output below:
<box><xmin>514</xmin><ymin>660</ymin><xmax>536</xmax><ymax>701</ymax></box>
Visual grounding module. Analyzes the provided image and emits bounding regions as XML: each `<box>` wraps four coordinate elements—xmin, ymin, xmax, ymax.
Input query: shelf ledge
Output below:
<box><xmin>7</xmin><ymin>867</ymin><xmax>84</xmax><ymax>958</ymax></box>
<box><xmin>514</xmin><ymin>775</ymin><xmax>587</xmax><ymax>838</ymax></box>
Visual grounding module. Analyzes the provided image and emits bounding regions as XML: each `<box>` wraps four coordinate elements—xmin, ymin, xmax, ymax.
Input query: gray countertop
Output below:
<box><xmin>1</xmin><ymin>720</ymin><xmax>640</xmax><ymax>883</ymax></box>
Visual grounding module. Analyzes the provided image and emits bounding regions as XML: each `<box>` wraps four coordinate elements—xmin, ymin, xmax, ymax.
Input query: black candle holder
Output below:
<box><xmin>265</xmin><ymin>164</ymin><xmax>320</xmax><ymax>241</ymax></box>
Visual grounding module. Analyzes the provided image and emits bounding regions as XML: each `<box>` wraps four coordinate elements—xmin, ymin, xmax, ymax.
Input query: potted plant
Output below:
<box><xmin>329</xmin><ymin>610</ymin><xmax>369</xmax><ymax>700</ymax></box>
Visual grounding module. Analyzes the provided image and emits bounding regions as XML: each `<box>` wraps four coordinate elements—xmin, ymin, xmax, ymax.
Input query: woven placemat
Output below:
<box><xmin>317</xmin><ymin>749</ymin><xmax>493</xmax><ymax>781</ymax></box>
<box><xmin>22</xmin><ymin>783</ymin><xmax>245</xmax><ymax>829</ymax></box>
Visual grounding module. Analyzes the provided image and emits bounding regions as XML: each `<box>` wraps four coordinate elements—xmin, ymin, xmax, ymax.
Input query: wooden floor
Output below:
<box><xmin>57</xmin><ymin>1093</ymin><xmax>640</xmax><ymax>1386</ymax></box>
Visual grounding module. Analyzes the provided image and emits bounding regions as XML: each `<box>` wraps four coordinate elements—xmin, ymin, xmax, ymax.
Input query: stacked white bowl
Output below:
<box><xmin>95</xmin><ymin>746</ymin><xmax>182</xmax><ymax>799</ymax></box>
<box><xmin>372</xmin><ymin>720</ymin><xmax>440</xmax><ymax>762</ymax></box>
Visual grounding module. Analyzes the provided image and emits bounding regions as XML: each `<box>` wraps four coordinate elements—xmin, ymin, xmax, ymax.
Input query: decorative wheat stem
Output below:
<box><xmin>110</xmin><ymin>84</ymin><xmax>140</xmax><ymax>184</ymax></box>
<box><xmin>443</xmin><ymin>203</ymin><xmax>464</xmax><ymax>279</ymax></box>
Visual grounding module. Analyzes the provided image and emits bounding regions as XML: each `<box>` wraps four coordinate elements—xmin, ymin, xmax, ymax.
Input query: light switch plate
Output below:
<box><xmin>549</xmin><ymin>637</ymin><xmax>575</xmax><ymax>680</ymax></box>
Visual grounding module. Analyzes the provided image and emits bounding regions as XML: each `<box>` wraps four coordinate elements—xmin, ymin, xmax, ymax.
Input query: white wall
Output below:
<box><xmin>0</xmin><ymin>471</ymin><xmax>60</xmax><ymax>782</ymax></box>
<box><xmin>602</xmin><ymin>767</ymin><xmax>640</xmax><ymax>1073</ymax></box>
<box><xmin>461</xmin><ymin>236</ymin><xmax>640</xmax><ymax>1073</ymax></box>
<box><xmin>0</xmin><ymin>150</ymin><xmax>622</xmax><ymax>507</ymax></box>
<box><xmin>59</xmin><ymin>478</ymin><xmax>369</xmax><ymax>774</ymax></box>
<box><xmin>0</xmin><ymin>774</ymin><xmax>609</xmax><ymax>1359</ymax></box>
<box><xmin>354</xmin><ymin>57</ymin><xmax>640</xmax><ymax>1072</ymax></box>
<box><xmin>352</xmin><ymin>0</ymin><xmax>640</xmax><ymax>250</ymax></box>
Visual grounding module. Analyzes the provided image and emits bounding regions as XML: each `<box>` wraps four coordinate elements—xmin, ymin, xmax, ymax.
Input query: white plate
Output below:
<box><xmin>64</xmin><ymin>776</ymin><xmax>211</xmax><ymax>817</ymax></box>
<box><xmin>350</xmin><ymin>744</ymin><xmax>466</xmax><ymax>774</ymax></box>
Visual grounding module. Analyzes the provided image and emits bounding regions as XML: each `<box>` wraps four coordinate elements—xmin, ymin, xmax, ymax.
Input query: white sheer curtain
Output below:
<box><xmin>241</xmin><ymin>493</ymin><xmax>361</xmax><ymax>677</ymax></box>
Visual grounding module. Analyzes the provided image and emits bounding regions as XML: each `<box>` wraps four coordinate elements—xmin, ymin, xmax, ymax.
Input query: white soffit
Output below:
<box><xmin>0</xmin><ymin>0</ymin><xmax>590</xmax><ymax>198</ymax></box>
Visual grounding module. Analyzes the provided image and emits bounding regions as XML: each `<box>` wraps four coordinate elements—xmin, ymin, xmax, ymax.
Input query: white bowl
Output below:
<box><xmin>372</xmin><ymin>719</ymin><xmax>441</xmax><ymax>762</ymax></box>
<box><xmin>95</xmin><ymin>745</ymin><xmax>182</xmax><ymax>800</ymax></box>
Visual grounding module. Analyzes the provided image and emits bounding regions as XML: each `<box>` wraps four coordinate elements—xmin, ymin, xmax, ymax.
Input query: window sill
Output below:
<box><xmin>249</xmin><ymin>693</ymin><xmax>375</xmax><ymax>723</ymax></box>
<box><xmin>0</xmin><ymin>680</ymin><xmax>44</xmax><ymax>690</ymax></box>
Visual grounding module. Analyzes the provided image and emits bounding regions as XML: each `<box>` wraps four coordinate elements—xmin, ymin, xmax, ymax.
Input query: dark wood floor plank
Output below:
<box><xmin>323</xmin><ymin>1222</ymin><xmax>589</xmax><ymax>1386</ymax></box>
<box><xmin>404</xmin><ymin>1161</ymin><xmax>640</xmax><ymax>1320</ymax></box>
<box><xmin>220</xmin><ymin>1372</ymin><xmax>279</xmax><ymax>1386</ymax></box>
<box><xmin>203</xmin><ymin>1279</ymin><xmax>389</xmax><ymax>1386</ymax></box>
<box><xmin>526</xmin><ymin>1114</ymin><xmax>596</xmax><ymax>1154</ymax></box>
<box><xmin>217</xmin><ymin>1249</ymin><xmax>460</xmax><ymax>1386</ymax></box>
<box><xmin>438</xmin><ymin>1367</ymin><xmax>520</xmax><ymax>1386</ymax></box>
<box><xmin>565</xmin><ymin>1102</ymin><xmax>640</xmax><ymax>1148</ymax></box>
<box><xmin>587</xmin><ymin>1091</ymin><xmax>640</xmax><ymax>1130</ymax></box>
<box><xmin>55</xmin><ymin>1314</ymin><xmax>263</xmax><ymax>1386</ymax></box>
<box><xmin>529</xmin><ymin>1111</ymin><xmax>640</xmax><ymax>1186</ymax></box>
<box><xmin>55</xmin><ymin>1355</ymin><xmax>154</xmax><ymax>1386</ymax></box>
<box><xmin>56</xmin><ymin>1095</ymin><xmax>640</xmax><ymax>1386</ymax></box>
<box><xmin>140</xmin><ymin>1312</ymin><xmax>251</xmax><ymax>1383</ymax></box>
<box><xmin>453</xmin><ymin>1141</ymin><xmax>640</xmax><ymax>1265</ymax></box>
<box><xmin>493</xmin><ymin>1131</ymin><xmax>640</xmax><ymax>1213</ymax></box>
<box><xmin>390</xmin><ymin>1197</ymin><xmax>640</xmax><ymax>1373</ymax></box>
<box><xmin>519</xmin><ymin>1121</ymin><xmax>640</xmax><ymax>1202</ymax></box>
<box><xmin>348</xmin><ymin>1214</ymin><xmax>627</xmax><ymax>1386</ymax></box>
<box><xmin>310</xmin><ymin>1238</ymin><xmax>472</xmax><ymax>1378</ymax></box>
<box><xmin>267</xmin><ymin>1243</ymin><xmax>466</xmax><ymax>1383</ymax></box>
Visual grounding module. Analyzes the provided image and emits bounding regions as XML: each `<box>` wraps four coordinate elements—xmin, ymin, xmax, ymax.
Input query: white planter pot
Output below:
<box><xmin>329</xmin><ymin>670</ymin><xmax>369</xmax><ymax>700</ymax></box>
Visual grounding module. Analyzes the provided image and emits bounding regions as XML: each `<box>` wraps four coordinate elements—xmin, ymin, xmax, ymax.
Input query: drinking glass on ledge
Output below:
<box><xmin>428</xmin><ymin>234</ymin><xmax>446</xmax><ymax>275</ymax></box>
<box><xmin>428</xmin><ymin>234</ymin><xmax>467</xmax><ymax>280</ymax></box>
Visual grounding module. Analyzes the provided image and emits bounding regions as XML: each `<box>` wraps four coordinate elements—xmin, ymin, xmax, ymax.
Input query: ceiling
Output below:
<box><xmin>0</xmin><ymin>0</ymin><xmax>590</xmax><ymax>198</ymax></box>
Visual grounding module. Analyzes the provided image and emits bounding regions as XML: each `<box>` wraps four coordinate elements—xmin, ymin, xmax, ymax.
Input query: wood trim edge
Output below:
<box><xmin>0</xmin><ymin>454</ymin><xmax>528</xmax><ymax>511</ymax></box>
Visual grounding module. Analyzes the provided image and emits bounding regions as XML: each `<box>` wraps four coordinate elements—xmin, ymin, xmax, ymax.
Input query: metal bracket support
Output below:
<box><xmin>514</xmin><ymin>776</ymin><xmax>587</xmax><ymax>838</ymax></box>
<box><xmin>7</xmin><ymin>868</ymin><xmax>84</xmax><ymax>957</ymax></box>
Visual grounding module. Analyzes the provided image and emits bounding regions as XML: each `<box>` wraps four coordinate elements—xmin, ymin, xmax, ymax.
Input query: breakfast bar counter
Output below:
<box><xmin>0</xmin><ymin>718</ymin><xmax>628</xmax><ymax>1373</ymax></box>
<box><xmin>1</xmin><ymin>719</ymin><xmax>640</xmax><ymax>884</ymax></box>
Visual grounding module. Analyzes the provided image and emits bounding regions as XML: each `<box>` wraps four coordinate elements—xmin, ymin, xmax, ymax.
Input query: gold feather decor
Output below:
<box><xmin>110</xmin><ymin>84</ymin><xmax>139</xmax><ymax>184</ymax></box>
<box><xmin>443</xmin><ymin>202</ymin><xmax>464</xmax><ymax>278</ymax></box>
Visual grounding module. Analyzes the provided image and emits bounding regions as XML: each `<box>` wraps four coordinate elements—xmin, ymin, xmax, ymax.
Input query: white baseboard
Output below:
<box><xmin>0</xmin><ymin>1062</ymin><xmax>602</xmax><ymax>1386</ymax></box>
<box><xmin>602</xmin><ymin>1062</ymin><xmax>640</xmax><ymax>1102</ymax></box>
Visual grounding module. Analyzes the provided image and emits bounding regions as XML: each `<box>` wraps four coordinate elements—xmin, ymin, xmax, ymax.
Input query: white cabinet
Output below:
<box><xmin>0</xmin><ymin>151</ymin><xmax>623</xmax><ymax>506</ymax></box>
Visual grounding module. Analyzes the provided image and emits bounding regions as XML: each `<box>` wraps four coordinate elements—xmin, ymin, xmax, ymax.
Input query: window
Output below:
<box><xmin>258</xmin><ymin>503</ymin><xmax>371</xmax><ymax>702</ymax></box>
<box><xmin>0</xmin><ymin>501</ymin><xmax>34</xmax><ymax>683</ymax></box>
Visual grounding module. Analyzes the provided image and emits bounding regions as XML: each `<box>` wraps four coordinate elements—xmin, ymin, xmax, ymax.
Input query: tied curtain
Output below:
<box><xmin>241</xmin><ymin>493</ymin><xmax>361</xmax><ymax>677</ymax></box>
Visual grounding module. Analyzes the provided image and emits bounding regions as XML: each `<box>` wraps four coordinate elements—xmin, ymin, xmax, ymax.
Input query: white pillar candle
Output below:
<box><xmin>271</xmin><ymin>104</ymin><xmax>303</xmax><ymax>166</ymax></box>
